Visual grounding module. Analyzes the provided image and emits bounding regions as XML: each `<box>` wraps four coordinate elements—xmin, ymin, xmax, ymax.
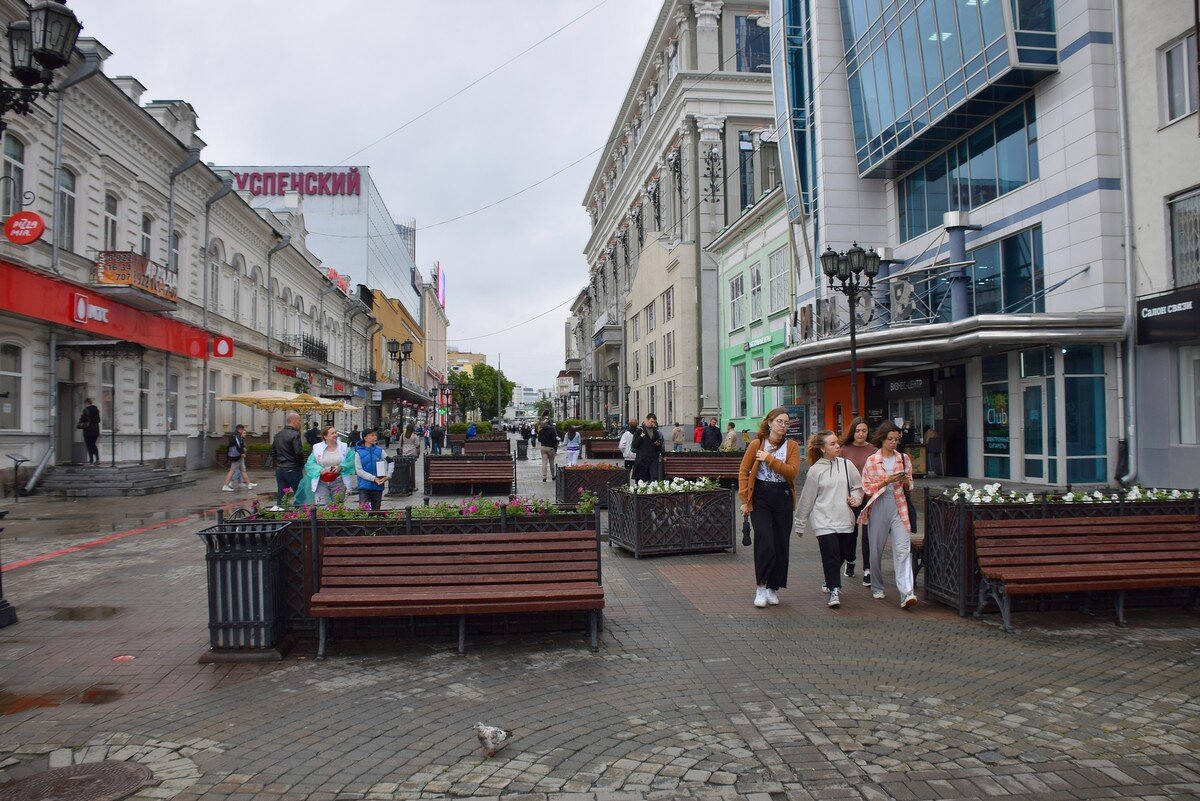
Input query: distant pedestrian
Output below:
<box><xmin>563</xmin><ymin>425</ymin><xmax>582</xmax><ymax>466</ymax></box>
<box><xmin>79</xmin><ymin>397</ymin><xmax>100</xmax><ymax>464</ymax></box>
<box><xmin>305</xmin><ymin>422</ymin><xmax>322</xmax><ymax>446</ymax></box>
<box><xmin>701</xmin><ymin>417</ymin><xmax>722</xmax><ymax>451</ymax></box>
<box><xmin>222</xmin><ymin>424</ymin><xmax>257</xmax><ymax>492</ymax></box>
<box><xmin>924</xmin><ymin>426</ymin><xmax>942</xmax><ymax>477</ymax></box>
<box><xmin>738</xmin><ymin>408</ymin><xmax>800</xmax><ymax>609</ymax></box>
<box><xmin>671</xmin><ymin>422</ymin><xmax>685</xmax><ymax>452</ymax></box>
<box><xmin>430</xmin><ymin>423</ymin><xmax>444</xmax><ymax>455</ymax></box>
<box><xmin>353</xmin><ymin>429</ymin><xmax>388</xmax><ymax>511</ymax></box>
<box><xmin>400</xmin><ymin>423</ymin><xmax>421</xmax><ymax>458</ymax></box>
<box><xmin>722</xmin><ymin>422</ymin><xmax>739</xmax><ymax>451</ymax></box>
<box><xmin>860</xmin><ymin>421</ymin><xmax>918</xmax><ymax>609</ymax></box>
<box><xmin>525</xmin><ymin>422</ymin><xmax>537</xmax><ymax>453</ymax></box>
<box><xmin>537</xmin><ymin>418</ymin><xmax>559</xmax><ymax>481</ymax></box>
<box><xmin>693</xmin><ymin>421</ymin><xmax>704</xmax><ymax>448</ymax></box>
<box><xmin>348</xmin><ymin>426</ymin><xmax>362</xmax><ymax>448</ymax></box>
<box><xmin>630</xmin><ymin>413</ymin><xmax>664</xmax><ymax>482</ymax></box>
<box><xmin>839</xmin><ymin>417</ymin><xmax>877</xmax><ymax>585</ymax></box>
<box><xmin>618</xmin><ymin>420</ymin><xmax>637</xmax><ymax>475</ymax></box>
<box><xmin>269</xmin><ymin>411</ymin><xmax>305</xmax><ymax>511</ymax></box>
<box><xmin>794</xmin><ymin>431</ymin><xmax>863</xmax><ymax>609</ymax></box>
<box><xmin>466</xmin><ymin>422</ymin><xmax>477</xmax><ymax>439</ymax></box>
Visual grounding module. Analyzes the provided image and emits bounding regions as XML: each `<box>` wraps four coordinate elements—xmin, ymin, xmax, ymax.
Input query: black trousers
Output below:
<box><xmin>860</xmin><ymin>521</ymin><xmax>871</xmax><ymax>570</ymax></box>
<box><xmin>358</xmin><ymin>489</ymin><xmax>383</xmax><ymax>511</ymax></box>
<box><xmin>83</xmin><ymin>433</ymin><xmax>99</xmax><ymax>462</ymax></box>
<box><xmin>750</xmin><ymin>480</ymin><xmax>793</xmax><ymax>590</ymax></box>
<box><xmin>838</xmin><ymin>531</ymin><xmax>857</xmax><ymax>567</ymax></box>
<box><xmin>818</xmin><ymin>534</ymin><xmax>846</xmax><ymax>590</ymax></box>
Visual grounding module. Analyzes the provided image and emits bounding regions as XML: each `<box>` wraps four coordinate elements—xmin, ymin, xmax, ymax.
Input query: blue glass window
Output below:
<box><xmin>736</xmin><ymin>16</ymin><xmax>771</xmax><ymax>72</ymax></box>
<box><xmin>916</xmin><ymin>1</ymin><xmax>943</xmax><ymax>93</ymax></box>
<box><xmin>925</xmin><ymin>154</ymin><xmax>949</xmax><ymax>232</ymax></box>
<box><xmin>967</xmin><ymin>125</ymin><xmax>997</xmax><ymax>206</ymax></box>
<box><xmin>972</xmin><ymin>241</ymin><xmax>1001</xmax><ymax>314</ymax></box>
<box><xmin>995</xmin><ymin>104</ymin><xmax>1029</xmax><ymax>193</ymax></box>
<box><xmin>1012</xmin><ymin>0</ymin><xmax>1055</xmax><ymax>32</ymax></box>
<box><xmin>969</xmin><ymin>227</ymin><xmax>1044</xmax><ymax>315</ymax></box>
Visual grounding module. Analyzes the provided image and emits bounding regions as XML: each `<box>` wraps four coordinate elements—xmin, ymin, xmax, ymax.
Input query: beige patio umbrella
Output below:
<box><xmin>215</xmin><ymin>389</ymin><xmax>358</xmax><ymax>412</ymax></box>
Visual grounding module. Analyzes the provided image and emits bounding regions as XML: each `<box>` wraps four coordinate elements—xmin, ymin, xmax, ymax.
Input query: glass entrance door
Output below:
<box><xmin>1022</xmin><ymin>383</ymin><xmax>1047</xmax><ymax>480</ymax></box>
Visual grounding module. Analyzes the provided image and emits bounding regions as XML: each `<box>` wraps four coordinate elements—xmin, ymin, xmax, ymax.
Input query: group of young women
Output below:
<box><xmin>736</xmin><ymin>407</ymin><xmax>919</xmax><ymax>611</ymax></box>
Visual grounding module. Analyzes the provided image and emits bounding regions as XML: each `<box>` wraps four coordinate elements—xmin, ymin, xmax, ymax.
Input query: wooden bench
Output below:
<box><xmin>584</xmin><ymin>439</ymin><xmax>623</xmax><ymax>460</ymax></box>
<box><xmin>661</xmin><ymin>453</ymin><xmax>742</xmax><ymax>486</ymax></box>
<box><xmin>310</xmin><ymin>529</ymin><xmax>604</xmax><ymax>657</ymax></box>
<box><xmin>424</xmin><ymin>456</ymin><xmax>515</xmax><ymax>496</ymax></box>
<box><xmin>973</xmin><ymin>515</ymin><xmax>1200</xmax><ymax>632</ymax></box>
<box><xmin>464</xmin><ymin>439</ymin><xmax>512</xmax><ymax>456</ymax></box>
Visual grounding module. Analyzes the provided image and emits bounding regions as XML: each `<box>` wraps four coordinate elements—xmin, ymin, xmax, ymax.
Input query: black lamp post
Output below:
<box><xmin>820</xmin><ymin>242</ymin><xmax>881</xmax><ymax>420</ymax></box>
<box><xmin>2</xmin><ymin>2</ymin><xmax>83</xmax><ymax>133</ymax></box>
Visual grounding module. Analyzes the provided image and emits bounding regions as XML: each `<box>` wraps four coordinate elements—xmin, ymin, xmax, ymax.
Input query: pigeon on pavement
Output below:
<box><xmin>474</xmin><ymin>722</ymin><xmax>513</xmax><ymax>757</ymax></box>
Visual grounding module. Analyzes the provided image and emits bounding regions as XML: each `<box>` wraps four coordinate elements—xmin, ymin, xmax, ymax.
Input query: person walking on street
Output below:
<box><xmin>860</xmin><ymin>421</ymin><xmax>918</xmax><ymax>609</ymax></box>
<box><xmin>270</xmin><ymin>412</ymin><xmax>305</xmax><ymax>511</ymax></box>
<box><xmin>222</xmin><ymin>424</ymin><xmax>257</xmax><ymax>491</ymax></box>
<box><xmin>399</xmin><ymin>422</ymin><xmax>421</xmax><ymax>494</ymax></box>
<box><xmin>618</xmin><ymin>420</ymin><xmax>637</xmax><ymax>475</ymax></box>
<box><xmin>738</xmin><ymin>408</ymin><xmax>801</xmax><ymax>608</ymax></box>
<box><xmin>563</xmin><ymin>425</ymin><xmax>582</xmax><ymax>466</ymax></box>
<box><xmin>693</xmin><ymin>420</ymin><xmax>704</xmax><ymax>449</ymax></box>
<box><xmin>630</xmin><ymin>413</ymin><xmax>664</xmax><ymax>482</ymax></box>
<box><xmin>79</xmin><ymin>398</ymin><xmax>101</xmax><ymax>464</ymax></box>
<box><xmin>840</xmin><ymin>417</ymin><xmax>878</xmax><ymax>585</ymax></box>
<box><xmin>348</xmin><ymin>426</ymin><xmax>362</xmax><ymax>449</ymax></box>
<box><xmin>722</xmin><ymin>422</ymin><xmax>739</xmax><ymax>451</ymax></box>
<box><xmin>537</xmin><ymin>418</ymin><xmax>559</xmax><ymax>481</ymax></box>
<box><xmin>430</xmin><ymin>423</ymin><xmax>443</xmax><ymax>455</ymax></box>
<box><xmin>353</xmin><ymin>429</ymin><xmax>388</xmax><ymax>511</ymax></box>
<box><xmin>671</xmin><ymin>422</ymin><xmax>685</xmax><ymax>452</ymax></box>
<box><xmin>305</xmin><ymin>422</ymin><xmax>322</xmax><ymax>446</ymax></box>
<box><xmin>701</xmin><ymin>417</ymin><xmax>722</xmax><ymax>451</ymax></box>
<box><xmin>794</xmin><ymin>431</ymin><xmax>863</xmax><ymax>609</ymax></box>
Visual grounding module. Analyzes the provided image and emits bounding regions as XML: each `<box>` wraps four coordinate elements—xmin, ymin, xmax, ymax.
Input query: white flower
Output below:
<box><xmin>1025</xmin><ymin>493</ymin><xmax>1035</xmax><ymax>503</ymax></box>
<box><xmin>1093</xmin><ymin>490</ymin><xmax>1104</xmax><ymax>500</ymax></box>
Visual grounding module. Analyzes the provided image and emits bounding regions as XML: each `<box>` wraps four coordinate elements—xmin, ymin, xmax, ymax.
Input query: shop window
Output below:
<box><xmin>1169</xmin><ymin>189</ymin><xmax>1200</xmax><ymax>287</ymax></box>
<box><xmin>101</xmin><ymin>362</ymin><xmax>115</xmax><ymax>431</ymax></box>
<box><xmin>1181</xmin><ymin>344</ymin><xmax>1200</xmax><ymax>445</ymax></box>
<box><xmin>735</xmin><ymin>15</ymin><xmax>770</xmax><ymax>73</ymax></box>
<box><xmin>56</xmin><ymin>168</ymin><xmax>76</xmax><ymax>252</ymax></box>
<box><xmin>1161</xmin><ymin>32</ymin><xmax>1199</xmax><ymax>125</ymax></box>
<box><xmin>753</xmin><ymin>357</ymin><xmax>765</xmax><ymax>417</ymax></box>
<box><xmin>103</xmin><ymin>194</ymin><xmax>119</xmax><ymax>251</ymax></box>
<box><xmin>0</xmin><ymin>343</ymin><xmax>21</xmax><ymax>429</ymax></box>
<box><xmin>982</xmin><ymin>354</ymin><xmax>1009</xmax><ymax>479</ymax></box>
<box><xmin>167</xmin><ymin>373</ymin><xmax>179</xmax><ymax>432</ymax></box>
<box><xmin>207</xmin><ymin>370</ymin><xmax>218</xmax><ymax>432</ymax></box>
<box><xmin>2</xmin><ymin>135</ymin><xmax>24</xmax><ymax>217</ymax></box>
<box><xmin>1062</xmin><ymin>345</ymin><xmax>1107</xmax><ymax>483</ymax></box>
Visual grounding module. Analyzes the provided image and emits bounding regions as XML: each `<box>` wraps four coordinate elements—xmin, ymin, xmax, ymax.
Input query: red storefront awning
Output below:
<box><xmin>0</xmin><ymin>261</ymin><xmax>209</xmax><ymax>359</ymax></box>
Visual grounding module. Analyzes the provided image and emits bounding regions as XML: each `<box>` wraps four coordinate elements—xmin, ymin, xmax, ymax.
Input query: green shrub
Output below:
<box><xmin>555</xmin><ymin>418</ymin><xmax>603</xmax><ymax>432</ymax></box>
<box><xmin>448</xmin><ymin>421</ymin><xmax>492</xmax><ymax>435</ymax></box>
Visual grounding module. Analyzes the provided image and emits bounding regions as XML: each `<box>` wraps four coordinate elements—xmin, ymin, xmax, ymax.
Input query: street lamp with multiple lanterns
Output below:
<box><xmin>820</xmin><ymin>243</ymin><xmax>881</xmax><ymax>420</ymax></box>
<box><xmin>2</xmin><ymin>1</ymin><xmax>84</xmax><ymax>133</ymax></box>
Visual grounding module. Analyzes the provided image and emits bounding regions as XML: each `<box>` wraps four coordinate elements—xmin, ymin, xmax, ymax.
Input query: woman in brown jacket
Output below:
<box><xmin>738</xmin><ymin>407</ymin><xmax>802</xmax><ymax>608</ymax></box>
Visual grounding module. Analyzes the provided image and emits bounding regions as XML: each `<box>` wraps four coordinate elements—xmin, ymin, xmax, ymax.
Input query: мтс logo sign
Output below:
<box><xmin>72</xmin><ymin>293</ymin><xmax>109</xmax><ymax>324</ymax></box>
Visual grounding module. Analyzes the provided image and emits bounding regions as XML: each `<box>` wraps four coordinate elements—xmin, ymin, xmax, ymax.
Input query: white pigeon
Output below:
<box><xmin>474</xmin><ymin>722</ymin><xmax>513</xmax><ymax>757</ymax></box>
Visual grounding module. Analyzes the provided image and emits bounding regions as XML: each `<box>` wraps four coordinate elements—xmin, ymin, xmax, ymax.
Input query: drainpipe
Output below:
<box><xmin>265</xmin><ymin>234</ymin><xmax>291</xmax><ymax>432</ymax></box>
<box><xmin>197</xmin><ymin>176</ymin><xmax>235</xmax><ymax>454</ymax></box>
<box><xmin>1114</xmin><ymin>0</ymin><xmax>1138</xmax><ymax>486</ymax></box>
<box><xmin>365</xmin><ymin>320</ymin><xmax>383</xmax><ymax>428</ymax></box>
<box><xmin>50</xmin><ymin>50</ymin><xmax>104</xmax><ymax>275</ymax></box>
<box><xmin>166</xmin><ymin>146</ymin><xmax>202</xmax><ymax>272</ymax></box>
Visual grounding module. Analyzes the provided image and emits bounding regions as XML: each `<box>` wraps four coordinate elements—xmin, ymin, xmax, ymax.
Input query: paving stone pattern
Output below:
<box><xmin>0</xmin><ymin>444</ymin><xmax>1198</xmax><ymax>800</ymax></box>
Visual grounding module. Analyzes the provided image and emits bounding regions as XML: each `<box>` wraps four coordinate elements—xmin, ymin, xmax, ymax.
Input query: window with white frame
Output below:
<box><xmin>752</xmin><ymin>357</ymin><xmax>765</xmax><ymax>416</ymax></box>
<box><xmin>633</xmin><ymin>349</ymin><xmax>641</xmax><ymax>380</ymax></box>
<box><xmin>665</xmin><ymin>379</ymin><xmax>675</xmax><ymax>424</ymax></box>
<box><xmin>1161</xmin><ymin>32</ymin><xmax>1199</xmax><ymax>125</ymax></box>
<box><xmin>1170</xmin><ymin>188</ymin><xmax>1200</xmax><ymax>287</ymax></box>
<box><xmin>231</xmin><ymin>278</ymin><xmax>241</xmax><ymax>322</ymax></box>
<box><xmin>1182</xmin><ymin>344</ymin><xmax>1200</xmax><ymax>444</ymax></box>
<box><xmin>171</xmin><ymin>231</ymin><xmax>181</xmax><ymax>269</ymax></box>
<box><xmin>649</xmin><ymin>384</ymin><xmax>656</xmax><ymax>416</ymax></box>
<box><xmin>648</xmin><ymin>341</ymin><xmax>656</xmax><ymax>375</ymax></box>
<box><xmin>663</xmin><ymin>286</ymin><xmax>674</xmax><ymax>321</ymax></box>
<box><xmin>729</xmin><ymin>274</ymin><xmax>745</xmax><ymax>329</ymax></box>
<box><xmin>251</xmin><ymin>285</ymin><xmax>260</xmax><ymax>328</ymax></box>
<box><xmin>167</xmin><ymin>372</ymin><xmax>179</xmax><ymax>431</ymax></box>
<box><xmin>101</xmin><ymin>362</ymin><xmax>115</xmax><ymax>431</ymax></box>
<box><xmin>665</xmin><ymin>331</ymin><xmax>675</xmax><ymax>369</ymax></box>
<box><xmin>645</xmin><ymin>301</ymin><xmax>656</xmax><ymax>333</ymax></box>
<box><xmin>667</xmin><ymin>39</ymin><xmax>679</xmax><ymax>83</ymax></box>
<box><xmin>103</xmin><ymin>194</ymin><xmax>119</xmax><ymax>251</ymax></box>
<box><xmin>2</xmin><ymin>135</ymin><xmax>24</xmax><ymax>218</ymax></box>
<box><xmin>732</xmin><ymin>363</ymin><xmax>747</xmax><ymax>417</ymax></box>
<box><xmin>0</xmin><ymin>344</ymin><xmax>21</xmax><ymax>429</ymax></box>
<box><xmin>140</xmin><ymin>214</ymin><xmax>153</xmax><ymax>257</ymax></box>
<box><xmin>749</xmin><ymin>263</ymin><xmax>762</xmax><ymax>319</ymax></box>
<box><xmin>631</xmin><ymin>312</ymin><xmax>640</xmax><ymax>341</ymax></box>
<box><xmin>648</xmin><ymin>83</ymin><xmax>659</xmax><ymax>118</ymax></box>
<box><xmin>769</xmin><ymin>246</ymin><xmax>789</xmax><ymax>311</ymax></box>
<box><xmin>138</xmin><ymin>368</ymin><xmax>151</xmax><ymax>429</ymax></box>
<box><xmin>56</xmin><ymin>168</ymin><xmax>76</xmax><ymax>252</ymax></box>
<box><xmin>208</xmin><ymin>248</ymin><xmax>220</xmax><ymax>312</ymax></box>
<box><xmin>207</xmin><ymin>370</ymin><xmax>218</xmax><ymax>432</ymax></box>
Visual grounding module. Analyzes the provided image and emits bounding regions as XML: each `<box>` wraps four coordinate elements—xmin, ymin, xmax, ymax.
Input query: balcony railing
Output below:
<box><xmin>281</xmin><ymin>334</ymin><xmax>328</xmax><ymax>365</ymax></box>
<box><xmin>92</xmin><ymin>251</ymin><xmax>179</xmax><ymax>310</ymax></box>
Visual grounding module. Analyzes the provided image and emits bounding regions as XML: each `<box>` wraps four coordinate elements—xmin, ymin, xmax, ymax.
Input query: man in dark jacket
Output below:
<box><xmin>631</xmin><ymin>413</ymin><xmax>665</xmax><ymax>482</ymax></box>
<box><xmin>700</xmin><ymin>417</ymin><xmax>722</xmax><ymax>451</ymax></box>
<box><xmin>80</xmin><ymin>398</ymin><xmax>101</xmax><ymax>464</ymax></box>
<box><xmin>270</xmin><ymin>411</ymin><xmax>305</xmax><ymax>510</ymax></box>
<box><xmin>537</xmin><ymin>418</ymin><xmax>559</xmax><ymax>481</ymax></box>
<box><xmin>305</xmin><ymin>422</ymin><xmax>321</xmax><ymax>446</ymax></box>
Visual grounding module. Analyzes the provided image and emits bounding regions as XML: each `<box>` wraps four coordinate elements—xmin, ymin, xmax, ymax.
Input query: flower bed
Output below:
<box><xmin>608</xmin><ymin>479</ymin><xmax>734</xmax><ymax>558</ymax></box>
<box><xmin>925</xmin><ymin>483</ymin><xmax>1199</xmax><ymax>615</ymax></box>
<box><xmin>556</xmin><ymin>463</ymin><xmax>627</xmax><ymax>509</ymax></box>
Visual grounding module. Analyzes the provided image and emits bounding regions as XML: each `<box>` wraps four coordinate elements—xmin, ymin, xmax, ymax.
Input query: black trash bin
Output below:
<box><xmin>389</xmin><ymin>453</ymin><xmax>417</xmax><ymax>496</ymax></box>
<box><xmin>516</xmin><ymin>439</ymin><xmax>528</xmax><ymax>460</ymax></box>
<box><xmin>197</xmin><ymin>517</ymin><xmax>292</xmax><ymax>655</ymax></box>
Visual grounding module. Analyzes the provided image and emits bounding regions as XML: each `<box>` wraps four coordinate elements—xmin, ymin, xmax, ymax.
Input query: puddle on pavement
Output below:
<box><xmin>0</xmin><ymin>691</ymin><xmax>64</xmax><ymax>714</ymax></box>
<box><xmin>78</xmin><ymin>684</ymin><xmax>121</xmax><ymax>705</ymax></box>
<box><xmin>48</xmin><ymin>606</ymin><xmax>122</xmax><ymax>621</ymax></box>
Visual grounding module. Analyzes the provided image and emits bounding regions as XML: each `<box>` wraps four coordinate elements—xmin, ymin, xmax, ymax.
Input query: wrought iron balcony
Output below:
<box><xmin>281</xmin><ymin>334</ymin><xmax>328</xmax><ymax>366</ymax></box>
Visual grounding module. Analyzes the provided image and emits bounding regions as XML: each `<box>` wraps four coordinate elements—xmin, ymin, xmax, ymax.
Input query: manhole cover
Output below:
<box><xmin>0</xmin><ymin>760</ymin><xmax>156</xmax><ymax>801</ymax></box>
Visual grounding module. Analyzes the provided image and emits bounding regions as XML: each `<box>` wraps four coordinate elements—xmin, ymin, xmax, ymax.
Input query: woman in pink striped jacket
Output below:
<box><xmin>857</xmin><ymin>421</ymin><xmax>918</xmax><ymax>609</ymax></box>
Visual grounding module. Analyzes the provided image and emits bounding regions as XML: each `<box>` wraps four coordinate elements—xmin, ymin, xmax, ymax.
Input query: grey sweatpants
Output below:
<box><xmin>867</xmin><ymin>489</ymin><xmax>914</xmax><ymax>597</ymax></box>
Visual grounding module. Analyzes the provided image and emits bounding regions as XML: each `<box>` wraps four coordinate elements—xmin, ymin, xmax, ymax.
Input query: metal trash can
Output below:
<box><xmin>516</xmin><ymin>439</ymin><xmax>528</xmax><ymax>460</ymax></box>
<box><xmin>197</xmin><ymin>518</ymin><xmax>291</xmax><ymax>652</ymax></box>
<box><xmin>388</xmin><ymin>453</ymin><xmax>417</xmax><ymax>495</ymax></box>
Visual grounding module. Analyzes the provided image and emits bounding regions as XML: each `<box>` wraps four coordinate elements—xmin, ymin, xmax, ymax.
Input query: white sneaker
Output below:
<box><xmin>765</xmin><ymin>589</ymin><xmax>779</xmax><ymax>606</ymax></box>
<box><xmin>828</xmin><ymin>589</ymin><xmax>841</xmax><ymax>608</ymax></box>
<box><xmin>245</xmin><ymin>482</ymin><xmax>258</xmax><ymax>489</ymax></box>
<box><xmin>821</xmin><ymin>585</ymin><xmax>828</xmax><ymax>593</ymax></box>
<box><xmin>872</xmin><ymin>590</ymin><xmax>886</xmax><ymax>600</ymax></box>
<box><xmin>901</xmin><ymin>593</ymin><xmax>918</xmax><ymax>609</ymax></box>
<box><xmin>221</xmin><ymin>484</ymin><xmax>234</xmax><ymax>492</ymax></box>
<box><xmin>267</xmin><ymin>505</ymin><xmax>283</xmax><ymax>512</ymax></box>
<box><xmin>753</xmin><ymin>587</ymin><xmax>768</xmax><ymax>608</ymax></box>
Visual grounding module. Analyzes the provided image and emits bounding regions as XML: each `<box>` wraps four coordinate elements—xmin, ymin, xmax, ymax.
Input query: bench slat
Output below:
<box><xmin>985</xmin><ymin>562</ymin><xmax>1200</xmax><ymax>581</ymax></box>
<box><xmin>311</xmin><ymin>598</ymin><xmax>604</xmax><ymax>618</ymax></box>
<box><xmin>323</xmin><ymin>572</ymin><xmax>600</xmax><ymax>587</ymax></box>
<box><xmin>321</xmin><ymin>541</ymin><xmax>596</xmax><ymax>557</ymax></box>
<box><xmin>322</xmin><ymin>531</ymin><xmax>596</xmax><ymax>547</ymax></box>
<box><xmin>313</xmin><ymin>584</ymin><xmax>602</xmax><ymax>603</ymax></box>
<box><xmin>323</xmin><ymin>553</ymin><xmax>597</xmax><ymax>570</ymax></box>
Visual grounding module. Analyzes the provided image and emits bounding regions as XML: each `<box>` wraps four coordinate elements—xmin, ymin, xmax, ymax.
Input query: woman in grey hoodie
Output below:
<box><xmin>793</xmin><ymin>431</ymin><xmax>864</xmax><ymax>608</ymax></box>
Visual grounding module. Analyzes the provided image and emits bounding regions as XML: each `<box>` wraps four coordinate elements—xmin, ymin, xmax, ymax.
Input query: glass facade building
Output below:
<box><xmin>770</xmin><ymin>0</ymin><xmax>817</xmax><ymax>221</ymax></box>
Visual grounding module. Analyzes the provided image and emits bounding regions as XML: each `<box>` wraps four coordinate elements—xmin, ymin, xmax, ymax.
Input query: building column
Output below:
<box><xmin>693</xmin><ymin>0</ymin><xmax>723</xmax><ymax>73</ymax></box>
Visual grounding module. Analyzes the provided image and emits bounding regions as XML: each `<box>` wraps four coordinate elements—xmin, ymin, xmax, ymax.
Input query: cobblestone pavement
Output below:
<box><xmin>0</xmin><ymin>444</ymin><xmax>1198</xmax><ymax>800</ymax></box>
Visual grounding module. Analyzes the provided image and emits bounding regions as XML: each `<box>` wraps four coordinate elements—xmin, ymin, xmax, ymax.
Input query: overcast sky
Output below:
<box><xmin>70</xmin><ymin>0</ymin><xmax>661</xmax><ymax>392</ymax></box>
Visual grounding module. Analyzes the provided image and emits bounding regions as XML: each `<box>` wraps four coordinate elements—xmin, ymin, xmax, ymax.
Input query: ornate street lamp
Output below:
<box><xmin>821</xmin><ymin>243</ymin><xmax>880</xmax><ymax>419</ymax></box>
<box><xmin>2</xmin><ymin>1</ymin><xmax>83</xmax><ymax>132</ymax></box>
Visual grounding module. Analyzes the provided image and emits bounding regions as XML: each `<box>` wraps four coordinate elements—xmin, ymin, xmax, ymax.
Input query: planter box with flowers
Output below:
<box><xmin>925</xmin><ymin>483</ymin><xmax>1200</xmax><ymax>615</ymax></box>
<box><xmin>244</xmin><ymin>493</ymin><xmax>599</xmax><ymax>635</ymax></box>
<box><xmin>556</xmin><ymin>462</ymin><xmax>628</xmax><ymax>508</ymax></box>
<box><xmin>607</xmin><ymin>477</ymin><xmax>736</xmax><ymax>558</ymax></box>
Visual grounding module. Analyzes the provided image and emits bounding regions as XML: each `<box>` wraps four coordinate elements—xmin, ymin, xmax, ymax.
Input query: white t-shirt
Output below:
<box><xmin>882</xmin><ymin>454</ymin><xmax>897</xmax><ymax>474</ymax></box>
<box><xmin>755</xmin><ymin>438</ymin><xmax>790</xmax><ymax>482</ymax></box>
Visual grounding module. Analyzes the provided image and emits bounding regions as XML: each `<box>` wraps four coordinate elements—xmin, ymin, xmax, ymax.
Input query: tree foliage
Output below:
<box><xmin>448</xmin><ymin>365</ymin><xmax>515</xmax><ymax>420</ymax></box>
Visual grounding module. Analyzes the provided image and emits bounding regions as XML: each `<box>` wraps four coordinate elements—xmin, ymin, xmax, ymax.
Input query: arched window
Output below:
<box><xmin>0</xmin><ymin>343</ymin><xmax>21</xmax><ymax>429</ymax></box>
<box><xmin>103</xmin><ymin>194</ymin><xmax>119</xmax><ymax>251</ymax></box>
<box><xmin>208</xmin><ymin>245</ymin><xmax>220</xmax><ymax>312</ymax></box>
<box><xmin>56</xmin><ymin>168</ymin><xmax>76</xmax><ymax>252</ymax></box>
<box><xmin>2</xmin><ymin>135</ymin><xmax>24</xmax><ymax>217</ymax></box>
<box><xmin>140</xmin><ymin>214</ymin><xmax>153</xmax><ymax>256</ymax></box>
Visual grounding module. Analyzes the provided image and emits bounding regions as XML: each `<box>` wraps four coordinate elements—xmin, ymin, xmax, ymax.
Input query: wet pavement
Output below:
<box><xmin>0</xmin><ymin>439</ymin><xmax>1197</xmax><ymax>800</ymax></box>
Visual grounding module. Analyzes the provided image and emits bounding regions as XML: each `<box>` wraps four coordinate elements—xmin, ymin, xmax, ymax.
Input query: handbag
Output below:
<box><xmin>902</xmin><ymin>453</ymin><xmax>918</xmax><ymax>533</ymax></box>
<box><xmin>741</xmin><ymin>517</ymin><xmax>752</xmax><ymax>547</ymax></box>
<box><xmin>76</xmin><ymin>417</ymin><xmax>88</xmax><ymax>430</ymax></box>
<box><xmin>227</xmin><ymin>445</ymin><xmax>242</xmax><ymax>460</ymax></box>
